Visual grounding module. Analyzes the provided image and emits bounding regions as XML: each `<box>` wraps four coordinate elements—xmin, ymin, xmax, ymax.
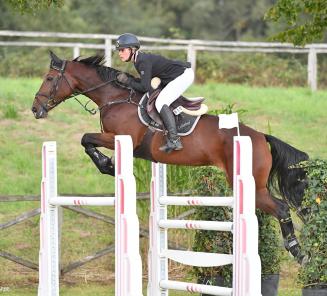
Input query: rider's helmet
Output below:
<box><xmin>115</xmin><ymin>33</ymin><xmax>140</xmax><ymax>50</ymax></box>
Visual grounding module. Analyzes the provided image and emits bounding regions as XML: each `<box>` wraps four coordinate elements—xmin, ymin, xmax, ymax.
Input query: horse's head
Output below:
<box><xmin>32</xmin><ymin>51</ymin><xmax>76</xmax><ymax>119</ymax></box>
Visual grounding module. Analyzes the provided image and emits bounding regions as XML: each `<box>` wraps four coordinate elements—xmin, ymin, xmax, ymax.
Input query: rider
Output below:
<box><xmin>115</xmin><ymin>33</ymin><xmax>194</xmax><ymax>153</ymax></box>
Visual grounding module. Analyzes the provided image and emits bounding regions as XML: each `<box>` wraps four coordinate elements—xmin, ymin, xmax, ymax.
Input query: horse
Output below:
<box><xmin>32</xmin><ymin>51</ymin><xmax>309</xmax><ymax>264</ymax></box>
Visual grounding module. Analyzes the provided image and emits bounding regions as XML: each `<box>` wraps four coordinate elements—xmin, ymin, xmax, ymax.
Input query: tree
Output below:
<box><xmin>162</xmin><ymin>0</ymin><xmax>273</xmax><ymax>40</ymax></box>
<box><xmin>265</xmin><ymin>0</ymin><xmax>327</xmax><ymax>45</ymax></box>
<box><xmin>0</xmin><ymin>1</ymin><xmax>90</xmax><ymax>33</ymax></box>
<box><xmin>5</xmin><ymin>0</ymin><xmax>64</xmax><ymax>14</ymax></box>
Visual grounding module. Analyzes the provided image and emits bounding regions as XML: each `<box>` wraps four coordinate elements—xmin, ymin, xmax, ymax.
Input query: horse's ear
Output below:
<box><xmin>49</xmin><ymin>50</ymin><xmax>61</xmax><ymax>63</ymax></box>
<box><xmin>49</xmin><ymin>50</ymin><xmax>65</xmax><ymax>71</ymax></box>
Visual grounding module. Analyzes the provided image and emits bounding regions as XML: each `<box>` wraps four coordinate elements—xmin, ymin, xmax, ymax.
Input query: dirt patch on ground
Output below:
<box><xmin>279</xmin><ymin>258</ymin><xmax>301</xmax><ymax>289</ymax></box>
<box><xmin>14</xmin><ymin>243</ymin><xmax>32</xmax><ymax>250</ymax></box>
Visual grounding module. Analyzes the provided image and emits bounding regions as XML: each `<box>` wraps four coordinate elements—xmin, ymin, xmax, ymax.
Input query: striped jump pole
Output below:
<box><xmin>147</xmin><ymin>136</ymin><xmax>261</xmax><ymax>296</ymax></box>
<box><xmin>38</xmin><ymin>135</ymin><xmax>143</xmax><ymax>296</ymax></box>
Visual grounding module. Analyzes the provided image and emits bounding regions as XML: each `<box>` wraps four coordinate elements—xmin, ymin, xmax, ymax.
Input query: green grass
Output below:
<box><xmin>0</xmin><ymin>284</ymin><xmax>223</xmax><ymax>296</ymax></box>
<box><xmin>0</xmin><ymin>77</ymin><xmax>114</xmax><ymax>196</ymax></box>
<box><xmin>3</xmin><ymin>104</ymin><xmax>18</xmax><ymax>119</ymax></box>
<box><xmin>1</xmin><ymin>273</ymin><xmax>302</xmax><ymax>296</ymax></box>
<box><xmin>0</xmin><ymin>78</ymin><xmax>326</xmax><ymax>295</ymax></box>
<box><xmin>0</xmin><ymin>280</ymin><xmax>302</xmax><ymax>295</ymax></box>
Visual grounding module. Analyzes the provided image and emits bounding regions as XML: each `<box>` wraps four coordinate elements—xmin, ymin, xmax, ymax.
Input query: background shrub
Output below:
<box><xmin>1</xmin><ymin>47</ymin><xmax>321</xmax><ymax>88</ymax></box>
<box><xmin>298</xmin><ymin>159</ymin><xmax>327</xmax><ymax>289</ymax></box>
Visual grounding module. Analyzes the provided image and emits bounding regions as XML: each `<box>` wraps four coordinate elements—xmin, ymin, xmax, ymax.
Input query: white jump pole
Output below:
<box><xmin>115</xmin><ymin>136</ymin><xmax>143</xmax><ymax>296</ymax></box>
<box><xmin>233</xmin><ymin>136</ymin><xmax>261</xmax><ymax>296</ymax></box>
<box><xmin>38</xmin><ymin>135</ymin><xmax>143</xmax><ymax>296</ymax></box>
<box><xmin>148</xmin><ymin>136</ymin><xmax>261</xmax><ymax>296</ymax></box>
<box><xmin>147</xmin><ymin>162</ymin><xmax>168</xmax><ymax>296</ymax></box>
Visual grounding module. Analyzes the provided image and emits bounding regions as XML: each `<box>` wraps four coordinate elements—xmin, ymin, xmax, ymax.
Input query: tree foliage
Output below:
<box><xmin>5</xmin><ymin>0</ymin><xmax>64</xmax><ymax>14</ymax></box>
<box><xmin>2</xmin><ymin>0</ymin><xmax>327</xmax><ymax>45</ymax></box>
<box><xmin>1</xmin><ymin>0</ymin><xmax>277</xmax><ymax>41</ymax></box>
<box><xmin>265</xmin><ymin>0</ymin><xmax>327</xmax><ymax>45</ymax></box>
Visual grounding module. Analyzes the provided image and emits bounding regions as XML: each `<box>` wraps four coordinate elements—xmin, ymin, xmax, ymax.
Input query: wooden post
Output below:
<box><xmin>187</xmin><ymin>44</ymin><xmax>197</xmax><ymax>74</ymax></box>
<box><xmin>73</xmin><ymin>46</ymin><xmax>80</xmax><ymax>59</ymax></box>
<box><xmin>104</xmin><ymin>38</ymin><xmax>112</xmax><ymax>67</ymax></box>
<box><xmin>308</xmin><ymin>47</ymin><xmax>317</xmax><ymax>91</ymax></box>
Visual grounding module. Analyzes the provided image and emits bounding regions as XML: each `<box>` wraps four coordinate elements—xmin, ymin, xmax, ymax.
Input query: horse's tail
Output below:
<box><xmin>265</xmin><ymin>134</ymin><xmax>309</xmax><ymax>211</ymax></box>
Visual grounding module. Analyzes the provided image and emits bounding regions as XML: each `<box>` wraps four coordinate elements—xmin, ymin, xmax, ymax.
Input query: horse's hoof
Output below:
<box><xmin>299</xmin><ymin>254</ymin><xmax>310</xmax><ymax>266</ymax></box>
<box><xmin>99</xmin><ymin>165</ymin><xmax>115</xmax><ymax>176</ymax></box>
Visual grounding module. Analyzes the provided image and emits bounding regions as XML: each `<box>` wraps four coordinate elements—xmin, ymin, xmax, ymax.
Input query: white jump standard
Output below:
<box><xmin>38</xmin><ymin>134</ymin><xmax>261</xmax><ymax>296</ymax></box>
<box><xmin>38</xmin><ymin>136</ymin><xmax>143</xmax><ymax>296</ymax></box>
<box><xmin>147</xmin><ymin>136</ymin><xmax>262</xmax><ymax>296</ymax></box>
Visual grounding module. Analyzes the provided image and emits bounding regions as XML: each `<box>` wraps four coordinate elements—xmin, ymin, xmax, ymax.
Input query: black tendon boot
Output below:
<box><xmin>159</xmin><ymin>104</ymin><xmax>183</xmax><ymax>153</ymax></box>
<box><xmin>85</xmin><ymin>147</ymin><xmax>115</xmax><ymax>175</ymax></box>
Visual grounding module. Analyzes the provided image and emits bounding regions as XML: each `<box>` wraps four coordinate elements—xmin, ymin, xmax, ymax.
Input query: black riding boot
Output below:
<box><xmin>159</xmin><ymin>104</ymin><xmax>183</xmax><ymax>153</ymax></box>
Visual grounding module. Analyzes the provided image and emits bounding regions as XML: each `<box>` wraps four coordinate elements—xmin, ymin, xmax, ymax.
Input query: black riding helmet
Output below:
<box><xmin>116</xmin><ymin>33</ymin><xmax>140</xmax><ymax>50</ymax></box>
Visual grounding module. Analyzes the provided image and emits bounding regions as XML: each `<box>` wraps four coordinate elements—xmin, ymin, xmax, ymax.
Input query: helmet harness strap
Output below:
<box><xmin>126</xmin><ymin>48</ymin><xmax>137</xmax><ymax>62</ymax></box>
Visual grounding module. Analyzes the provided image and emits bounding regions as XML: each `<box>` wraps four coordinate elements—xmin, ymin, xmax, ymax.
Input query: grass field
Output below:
<box><xmin>1</xmin><ymin>77</ymin><xmax>326</xmax><ymax>295</ymax></box>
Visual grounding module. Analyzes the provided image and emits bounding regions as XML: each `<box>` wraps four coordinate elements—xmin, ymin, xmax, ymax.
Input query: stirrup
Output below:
<box><xmin>171</xmin><ymin>138</ymin><xmax>183</xmax><ymax>150</ymax></box>
<box><xmin>159</xmin><ymin>138</ymin><xmax>183</xmax><ymax>153</ymax></box>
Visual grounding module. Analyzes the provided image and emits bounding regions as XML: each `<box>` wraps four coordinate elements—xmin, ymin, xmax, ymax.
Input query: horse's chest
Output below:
<box><xmin>101</xmin><ymin>112</ymin><xmax>122</xmax><ymax>131</ymax></box>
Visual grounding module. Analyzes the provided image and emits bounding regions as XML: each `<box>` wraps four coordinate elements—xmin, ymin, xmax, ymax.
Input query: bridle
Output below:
<box><xmin>35</xmin><ymin>59</ymin><xmax>138</xmax><ymax>115</ymax></box>
<box><xmin>35</xmin><ymin>60</ymin><xmax>74</xmax><ymax>112</ymax></box>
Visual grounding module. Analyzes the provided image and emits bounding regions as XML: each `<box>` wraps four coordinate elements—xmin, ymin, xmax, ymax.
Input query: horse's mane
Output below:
<box><xmin>73</xmin><ymin>55</ymin><xmax>134</xmax><ymax>83</ymax></box>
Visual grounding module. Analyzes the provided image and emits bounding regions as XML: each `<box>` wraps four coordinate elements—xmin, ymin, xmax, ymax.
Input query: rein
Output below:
<box><xmin>69</xmin><ymin>79</ymin><xmax>117</xmax><ymax>115</ymax></box>
<box><xmin>76</xmin><ymin>87</ymin><xmax>138</xmax><ymax>116</ymax></box>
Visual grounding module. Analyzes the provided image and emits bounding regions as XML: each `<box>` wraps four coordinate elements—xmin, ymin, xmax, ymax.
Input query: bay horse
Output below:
<box><xmin>32</xmin><ymin>52</ymin><xmax>309</xmax><ymax>264</ymax></box>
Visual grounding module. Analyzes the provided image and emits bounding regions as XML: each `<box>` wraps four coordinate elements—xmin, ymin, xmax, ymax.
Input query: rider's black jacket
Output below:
<box><xmin>128</xmin><ymin>51</ymin><xmax>191</xmax><ymax>93</ymax></box>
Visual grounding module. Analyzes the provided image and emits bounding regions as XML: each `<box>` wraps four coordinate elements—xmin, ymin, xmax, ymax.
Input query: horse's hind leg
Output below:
<box><xmin>226</xmin><ymin>157</ymin><xmax>303</xmax><ymax>263</ymax></box>
<box><xmin>256</xmin><ymin>188</ymin><xmax>304</xmax><ymax>264</ymax></box>
<box><xmin>81</xmin><ymin>132</ymin><xmax>115</xmax><ymax>176</ymax></box>
<box><xmin>271</xmin><ymin>196</ymin><xmax>304</xmax><ymax>262</ymax></box>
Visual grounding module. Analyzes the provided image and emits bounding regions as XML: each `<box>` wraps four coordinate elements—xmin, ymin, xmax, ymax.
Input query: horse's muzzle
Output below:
<box><xmin>31</xmin><ymin>105</ymin><xmax>48</xmax><ymax>119</ymax></box>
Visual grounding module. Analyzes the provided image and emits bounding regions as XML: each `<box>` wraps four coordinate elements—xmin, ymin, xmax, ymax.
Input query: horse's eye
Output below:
<box><xmin>47</xmin><ymin>76</ymin><xmax>53</xmax><ymax>81</ymax></box>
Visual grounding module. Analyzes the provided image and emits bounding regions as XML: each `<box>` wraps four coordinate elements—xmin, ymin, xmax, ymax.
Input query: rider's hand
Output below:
<box><xmin>117</xmin><ymin>73</ymin><xmax>130</xmax><ymax>84</ymax></box>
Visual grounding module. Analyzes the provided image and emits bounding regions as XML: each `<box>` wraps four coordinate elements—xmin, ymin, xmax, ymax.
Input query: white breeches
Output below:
<box><xmin>155</xmin><ymin>67</ymin><xmax>194</xmax><ymax>112</ymax></box>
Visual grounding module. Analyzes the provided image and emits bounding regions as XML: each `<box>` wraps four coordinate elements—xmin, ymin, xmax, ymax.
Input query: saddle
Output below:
<box><xmin>137</xmin><ymin>78</ymin><xmax>208</xmax><ymax>136</ymax></box>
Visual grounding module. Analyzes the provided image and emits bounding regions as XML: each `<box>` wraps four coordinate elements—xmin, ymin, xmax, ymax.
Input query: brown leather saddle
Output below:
<box><xmin>146</xmin><ymin>88</ymin><xmax>207</xmax><ymax>127</ymax></box>
<box><xmin>137</xmin><ymin>88</ymin><xmax>208</xmax><ymax>136</ymax></box>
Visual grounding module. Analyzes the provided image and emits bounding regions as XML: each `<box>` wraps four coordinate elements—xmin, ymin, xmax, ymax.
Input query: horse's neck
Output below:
<box><xmin>72</xmin><ymin>69</ymin><xmax>129</xmax><ymax>107</ymax></box>
<box><xmin>70</xmin><ymin>62</ymin><xmax>147</xmax><ymax>108</ymax></box>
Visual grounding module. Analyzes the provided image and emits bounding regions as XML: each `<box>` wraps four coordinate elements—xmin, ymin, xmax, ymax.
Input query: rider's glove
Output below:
<box><xmin>117</xmin><ymin>73</ymin><xmax>130</xmax><ymax>84</ymax></box>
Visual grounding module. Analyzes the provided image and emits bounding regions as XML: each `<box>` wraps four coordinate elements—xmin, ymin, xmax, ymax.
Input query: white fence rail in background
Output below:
<box><xmin>1</xmin><ymin>30</ymin><xmax>326</xmax><ymax>91</ymax></box>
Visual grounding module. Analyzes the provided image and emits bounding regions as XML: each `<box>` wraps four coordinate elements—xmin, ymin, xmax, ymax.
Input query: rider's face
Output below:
<box><xmin>118</xmin><ymin>48</ymin><xmax>132</xmax><ymax>62</ymax></box>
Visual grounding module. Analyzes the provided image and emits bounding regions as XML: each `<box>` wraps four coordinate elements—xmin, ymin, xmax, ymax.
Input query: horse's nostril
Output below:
<box><xmin>31</xmin><ymin>106</ymin><xmax>37</xmax><ymax>113</ymax></box>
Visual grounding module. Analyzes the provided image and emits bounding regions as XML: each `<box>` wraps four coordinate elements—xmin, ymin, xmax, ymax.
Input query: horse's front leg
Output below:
<box><xmin>81</xmin><ymin>132</ymin><xmax>116</xmax><ymax>176</ymax></box>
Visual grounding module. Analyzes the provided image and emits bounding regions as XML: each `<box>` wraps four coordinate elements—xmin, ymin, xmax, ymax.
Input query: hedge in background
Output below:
<box><xmin>196</xmin><ymin>52</ymin><xmax>307</xmax><ymax>87</ymax></box>
<box><xmin>3</xmin><ymin>47</ymin><xmax>327</xmax><ymax>88</ymax></box>
<box><xmin>298</xmin><ymin>159</ymin><xmax>327</xmax><ymax>289</ymax></box>
<box><xmin>257</xmin><ymin>210</ymin><xmax>282</xmax><ymax>276</ymax></box>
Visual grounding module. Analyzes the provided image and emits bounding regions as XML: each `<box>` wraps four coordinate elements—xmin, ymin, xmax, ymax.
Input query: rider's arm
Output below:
<box><xmin>129</xmin><ymin>60</ymin><xmax>152</xmax><ymax>93</ymax></box>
